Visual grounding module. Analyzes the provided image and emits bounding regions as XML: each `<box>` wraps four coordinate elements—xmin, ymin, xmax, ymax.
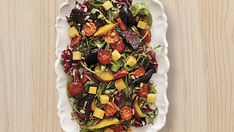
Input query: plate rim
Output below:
<box><xmin>55</xmin><ymin>0</ymin><xmax>169</xmax><ymax>131</ymax></box>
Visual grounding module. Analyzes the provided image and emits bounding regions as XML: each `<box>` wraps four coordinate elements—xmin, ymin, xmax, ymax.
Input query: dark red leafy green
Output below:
<box><xmin>116</xmin><ymin>0</ymin><xmax>132</xmax><ymax>6</ymax></box>
<box><xmin>123</xmin><ymin>29</ymin><xmax>140</xmax><ymax>49</ymax></box>
<box><xmin>119</xmin><ymin>4</ymin><xmax>136</xmax><ymax>26</ymax></box>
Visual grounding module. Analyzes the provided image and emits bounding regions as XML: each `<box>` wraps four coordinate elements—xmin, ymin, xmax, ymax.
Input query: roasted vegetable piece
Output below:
<box><xmin>113</xmin><ymin>70</ymin><xmax>128</xmax><ymax>79</ymax></box>
<box><xmin>138</xmin><ymin>83</ymin><xmax>150</xmax><ymax>98</ymax></box>
<box><xmin>82</xmin><ymin>22</ymin><xmax>97</xmax><ymax>36</ymax></box>
<box><xmin>110</xmin><ymin>125</ymin><xmax>126</xmax><ymax>132</ymax></box>
<box><xmin>67</xmin><ymin>82</ymin><xmax>83</xmax><ymax>96</ymax></box>
<box><xmin>134</xmin><ymin>98</ymin><xmax>144</xmax><ymax>118</ymax></box>
<box><xmin>131</xmin><ymin>67</ymin><xmax>145</xmax><ymax>78</ymax></box>
<box><xmin>81</xmin><ymin>73</ymin><xmax>88</xmax><ymax>84</ymax></box>
<box><xmin>87</xmin><ymin>118</ymin><xmax>120</xmax><ymax>129</ymax></box>
<box><xmin>70</xmin><ymin>35</ymin><xmax>82</xmax><ymax>47</ymax></box>
<box><xmin>95</xmin><ymin>66</ymin><xmax>114</xmax><ymax>82</ymax></box>
<box><xmin>140</xmin><ymin>29</ymin><xmax>152</xmax><ymax>44</ymax></box>
<box><xmin>120</xmin><ymin>106</ymin><xmax>133</xmax><ymax>121</ymax></box>
<box><xmin>97</xmin><ymin>50</ymin><xmax>112</xmax><ymax>65</ymax></box>
<box><xmin>104</xmin><ymin>102</ymin><xmax>119</xmax><ymax>117</ymax></box>
<box><xmin>112</xmin><ymin>40</ymin><xmax>125</xmax><ymax>53</ymax></box>
<box><xmin>94</xmin><ymin>23</ymin><xmax>118</xmax><ymax>37</ymax></box>
<box><xmin>104</xmin><ymin>31</ymin><xmax>120</xmax><ymax>44</ymax></box>
<box><xmin>85</xmin><ymin>49</ymin><xmax>99</xmax><ymax>66</ymax></box>
<box><xmin>119</xmin><ymin>4</ymin><xmax>136</xmax><ymax>26</ymax></box>
<box><xmin>123</xmin><ymin>29</ymin><xmax>140</xmax><ymax>49</ymax></box>
<box><xmin>133</xmin><ymin>69</ymin><xmax>156</xmax><ymax>84</ymax></box>
<box><xmin>117</xmin><ymin>18</ymin><xmax>127</xmax><ymax>31</ymax></box>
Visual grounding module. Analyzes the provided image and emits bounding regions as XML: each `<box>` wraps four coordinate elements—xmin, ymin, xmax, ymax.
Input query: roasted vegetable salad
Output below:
<box><xmin>61</xmin><ymin>0</ymin><xmax>159</xmax><ymax>131</ymax></box>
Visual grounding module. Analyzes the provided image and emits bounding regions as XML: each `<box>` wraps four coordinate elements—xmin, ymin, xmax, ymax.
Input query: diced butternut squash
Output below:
<box><xmin>137</xmin><ymin>21</ymin><xmax>149</xmax><ymax>30</ymax></box>
<box><xmin>93</xmin><ymin>107</ymin><xmax>105</xmax><ymax>119</ymax></box>
<box><xmin>112</xmin><ymin>50</ymin><xmax>121</xmax><ymax>62</ymax></box>
<box><xmin>94</xmin><ymin>23</ymin><xmax>118</xmax><ymax>37</ymax></box>
<box><xmin>69</xmin><ymin>26</ymin><xmax>79</xmax><ymax>38</ymax></box>
<box><xmin>126</xmin><ymin>56</ymin><xmax>137</xmax><ymax>67</ymax></box>
<box><xmin>89</xmin><ymin>86</ymin><xmax>97</xmax><ymax>94</ymax></box>
<box><xmin>102</xmin><ymin>1</ymin><xmax>113</xmax><ymax>11</ymax></box>
<box><xmin>100</xmin><ymin>95</ymin><xmax>109</xmax><ymax>104</ymax></box>
<box><xmin>88</xmin><ymin>118</ymin><xmax>120</xmax><ymax>129</ymax></box>
<box><xmin>104</xmin><ymin>128</ymin><xmax>114</xmax><ymax>132</ymax></box>
<box><xmin>147</xmin><ymin>93</ymin><xmax>156</xmax><ymax>103</ymax></box>
<box><xmin>115</xmin><ymin>79</ymin><xmax>126</xmax><ymax>91</ymax></box>
<box><xmin>72</xmin><ymin>51</ymin><xmax>81</xmax><ymax>60</ymax></box>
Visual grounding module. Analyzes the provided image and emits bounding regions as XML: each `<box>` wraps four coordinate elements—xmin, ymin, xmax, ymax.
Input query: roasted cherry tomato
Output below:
<box><xmin>67</xmin><ymin>82</ymin><xmax>83</xmax><ymax>96</ymax></box>
<box><xmin>140</xmin><ymin>29</ymin><xmax>152</xmax><ymax>44</ymax></box>
<box><xmin>131</xmin><ymin>67</ymin><xmax>145</xmax><ymax>78</ymax></box>
<box><xmin>112</xmin><ymin>40</ymin><xmax>125</xmax><ymax>53</ymax></box>
<box><xmin>70</xmin><ymin>35</ymin><xmax>82</xmax><ymax>47</ymax></box>
<box><xmin>113</xmin><ymin>70</ymin><xmax>128</xmax><ymax>79</ymax></box>
<box><xmin>110</xmin><ymin>125</ymin><xmax>126</xmax><ymax>132</ymax></box>
<box><xmin>120</xmin><ymin>106</ymin><xmax>133</xmax><ymax>120</ymax></box>
<box><xmin>138</xmin><ymin>83</ymin><xmax>150</xmax><ymax>98</ymax></box>
<box><xmin>104</xmin><ymin>31</ymin><xmax>120</xmax><ymax>44</ymax></box>
<box><xmin>81</xmin><ymin>73</ymin><xmax>88</xmax><ymax>84</ymax></box>
<box><xmin>117</xmin><ymin>18</ymin><xmax>127</xmax><ymax>31</ymax></box>
<box><xmin>104</xmin><ymin>102</ymin><xmax>119</xmax><ymax>117</ymax></box>
<box><xmin>82</xmin><ymin>22</ymin><xmax>97</xmax><ymax>36</ymax></box>
<box><xmin>97</xmin><ymin>50</ymin><xmax>112</xmax><ymax>65</ymax></box>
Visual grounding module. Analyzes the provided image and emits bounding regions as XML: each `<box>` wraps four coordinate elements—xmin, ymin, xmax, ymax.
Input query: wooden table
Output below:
<box><xmin>0</xmin><ymin>0</ymin><xmax>233</xmax><ymax>132</ymax></box>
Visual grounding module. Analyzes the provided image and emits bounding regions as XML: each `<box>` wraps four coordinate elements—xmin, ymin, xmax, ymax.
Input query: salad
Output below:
<box><xmin>60</xmin><ymin>0</ymin><xmax>159</xmax><ymax>131</ymax></box>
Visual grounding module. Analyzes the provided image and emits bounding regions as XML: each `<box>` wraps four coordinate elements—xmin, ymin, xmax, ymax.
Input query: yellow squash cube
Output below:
<box><xmin>69</xmin><ymin>26</ymin><xmax>79</xmax><ymax>38</ymax></box>
<box><xmin>93</xmin><ymin>107</ymin><xmax>105</xmax><ymax>119</ymax></box>
<box><xmin>102</xmin><ymin>1</ymin><xmax>113</xmax><ymax>11</ymax></box>
<box><xmin>89</xmin><ymin>86</ymin><xmax>97</xmax><ymax>94</ymax></box>
<box><xmin>100</xmin><ymin>95</ymin><xmax>109</xmax><ymax>104</ymax></box>
<box><xmin>147</xmin><ymin>93</ymin><xmax>156</xmax><ymax>103</ymax></box>
<box><xmin>126</xmin><ymin>56</ymin><xmax>137</xmax><ymax>67</ymax></box>
<box><xmin>115</xmin><ymin>79</ymin><xmax>126</xmax><ymax>91</ymax></box>
<box><xmin>72</xmin><ymin>51</ymin><xmax>81</xmax><ymax>60</ymax></box>
<box><xmin>112</xmin><ymin>50</ymin><xmax>121</xmax><ymax>62</ymax></box>
<box><xmin>137</xmin><ymin>21</ymin><xmax>149</xmax><ymax>29</ymax></box>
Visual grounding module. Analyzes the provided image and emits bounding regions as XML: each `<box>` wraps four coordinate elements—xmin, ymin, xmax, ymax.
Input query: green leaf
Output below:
<box><xmin>66</xmin><ymin>75</ymin><xmax>74</xmax><ymax>86</ymax></box>
<box><xmin>91</xmin><ymin>8</ymin><xmax>112</xmax><ymax>23</ymax></box>
<box><xmin>130</xmin><ymin>3</ymin><xmax>153</xmax><ymax>27</ymax></box>
<box><xmin>111</xmin><ymin>60</ymin><xmax>123</xmax><ymax>72</ymax></box>
<box><xmin>150</xmin><ymin>84</ymin><xmax>157</xmax><ymax>94</ymax></box>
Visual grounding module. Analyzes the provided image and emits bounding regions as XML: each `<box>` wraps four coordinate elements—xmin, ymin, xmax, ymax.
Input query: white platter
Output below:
<box><xmin>55</xmin><ymin>0</ymin><xmax>169</xmax><ymax>131</ymax></box>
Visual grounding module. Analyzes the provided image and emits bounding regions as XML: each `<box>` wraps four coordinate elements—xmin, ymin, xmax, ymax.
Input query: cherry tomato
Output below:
<box><xmin>104</xmin><ymin>102</ymin><xmax>118</xmax><ymax>117</ymax></box>
<box><xmin>138</xmin><ymin>83</ymin><xmax>150</xmax><ymax>98</ymax></box>
<box><xmin>82</xmin><ymin>22</ymin><xmax>97</xmax><ymax>36</ymax></box>
<box><xmin>113</xmin><ymin>70</ymin><xmax>128</xmax><ymax>79</ymax></box>
<box><xmin>117</xmin><ymin>18</ymin><xmax>127</xmax><ymax>31</ymax></box>
<box><xmin>104</xmin><ymin>31</ymin><xmax>120</xmax><ymax>44</ymax></box>
<box><xmin>120</xmin><ymin>106</ymin><xmax>133</xmax><ymax>121</ymax></box>
<box><xmin>97</xmin><ymin>50</ymin><xmax>112</xmax><ymax>65</ymax></box>
<box><xmin>70</xmin><ymin>35</ymin><xmax>82</xmax><ymax>47</ymax></box>
<box><xmin>111</xmin><ymin>40</ymin><xmax>125</xmax><ymax>53</ymax></box>
<box><xmin>110</xmin><ymin>125</ymin><xmax>126</xmax><ymax>132</ymax></box>
<box><xmin>140</xmin><ymin>29</ymin><xmax>151</xmax><ymax>44</ymax></box>
<box><xmin>67</xmin><ymin>82</ymin><xmax>83</xmax><ymax>96</ymax></box>
<box><xmin>131</xmin><ymin>67</ymin><xmax>145</xmax><ymax>78</ymax></box>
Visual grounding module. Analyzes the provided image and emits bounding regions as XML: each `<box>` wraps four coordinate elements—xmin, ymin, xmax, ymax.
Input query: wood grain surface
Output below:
<box><xmin>0</xmin><ymin>0</ymin><xmax>233</xmax><ymax>132</ymax></box>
